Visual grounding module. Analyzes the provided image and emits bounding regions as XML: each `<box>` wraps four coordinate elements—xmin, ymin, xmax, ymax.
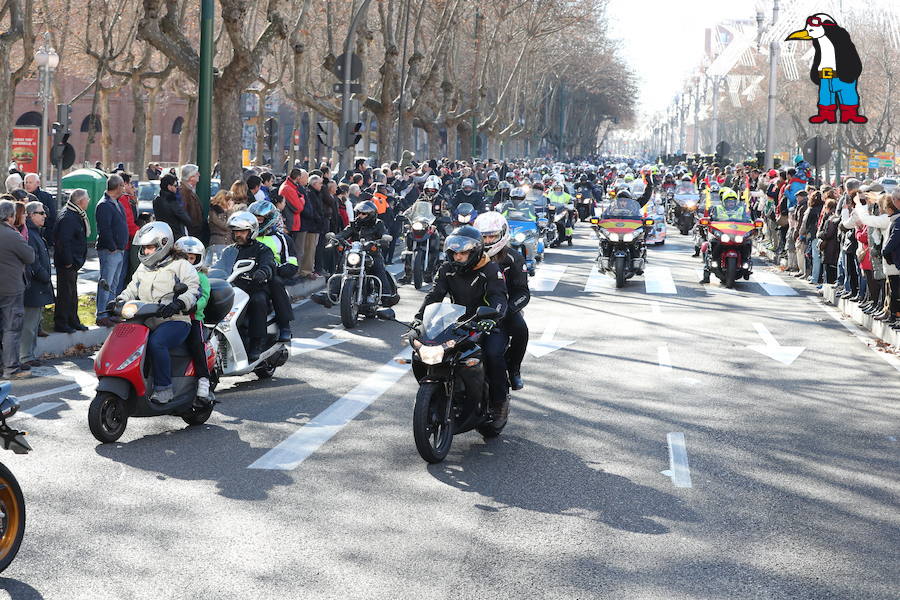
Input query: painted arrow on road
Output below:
<box><xmin>527</xmin><ymin>317</ymin><xmax>575</xmax><ymax>358</ymax></box>
<box><xmin>747</xmin><ymin>322</ymin><xmax>805</xmax><ymax>365</ymax></box>
<box><xmin>290</xmin><ymin>331</ymin><xmax>347</xmax><ymax>356</ymax></box>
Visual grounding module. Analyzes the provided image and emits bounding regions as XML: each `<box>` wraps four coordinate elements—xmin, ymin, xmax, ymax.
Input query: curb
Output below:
<box><xmin>39</xmin><ymin>276</ymin><xmax>327</xmax><ymax>357</ymax></box>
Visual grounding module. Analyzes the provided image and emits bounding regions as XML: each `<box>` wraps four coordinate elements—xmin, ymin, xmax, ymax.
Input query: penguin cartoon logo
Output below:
<box><xmin>785</xmin><ymin>13</ymin><xmax>867</xmax><ymax>125</ymax></box>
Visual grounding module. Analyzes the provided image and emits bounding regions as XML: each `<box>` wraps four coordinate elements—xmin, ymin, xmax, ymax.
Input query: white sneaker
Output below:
<box><xmin>152</xmin><ymin>387</ymin><xmax>174</xmax><ymax>404</ymax></box>
<box><xmin>197</xmin><ymin>377</ymin><xmax>210</xmax><ymax>399</ymax></box>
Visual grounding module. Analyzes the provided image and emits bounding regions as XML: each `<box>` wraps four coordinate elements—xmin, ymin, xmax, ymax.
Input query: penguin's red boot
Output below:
<box><xmin>839</xmin><ymin>105</ymin><xmax>868</xmax><ymax>124</ymax></box>
<box><xmin>808</xmin><ymin>104</ymin><xmax>837</xmax><ymax>123</ymax></box>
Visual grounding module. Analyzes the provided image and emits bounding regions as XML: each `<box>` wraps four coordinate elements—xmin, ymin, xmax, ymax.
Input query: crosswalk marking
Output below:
<box><xmin>583</xmin><ymin>265</ymin><xmax>615</xmax><ymax>291</ymax></box>
<box><xmin>644</xmin><ymin>266</ymin><xmax>677</xmax><ymax>294</ymax></box>
<box><xmin>750</xmin><ymin>271</ymin><xmax>798</xmax><ymax>296</ymax></box>
<box><xmin>531</xmin><ymin>264</ymin><xmax>567</xmax><ymax>292</ymax></box>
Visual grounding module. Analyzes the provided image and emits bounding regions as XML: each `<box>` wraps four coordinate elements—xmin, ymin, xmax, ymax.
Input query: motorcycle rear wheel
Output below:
<box><xmin>88</xmin><ymin>391</ymin><xmax>128</xmax><ymax>443</ymax></box>
<box><xmin>413</xmin><ymin>383</ymin><xmax>453</xmax><ymax>463</ymax></box>
<box><xmin>182</xmin><ymin>403</ymin><xmax>214</xmax><ymax>426</ymax></box>
<box><xmin>413</xmin><ymin>250</ymin><xmax>425</xmax><ymax>290</ymax></box>
<box><xmin>0</xmin><ymin>462</ymin><xmax>25</xmax><ymax>574</ymax></box>
<box><xmin>340</xmin><ymin>278</ymin><xmax>359</xmax><ymax>329</ymax></box>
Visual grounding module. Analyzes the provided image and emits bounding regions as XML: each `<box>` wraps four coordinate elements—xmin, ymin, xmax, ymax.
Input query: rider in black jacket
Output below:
<box><xmin>473</xmin><ymin>211</ymin><xmax>530</xmax><ymax>390</ymax></box>
<box><xmin>415</xmin><ymin>226</ymin><xmax>510</xmax><ymax>422</ymax></box>
<box><xmin>215</xmin><ymin>211</ymin><xmax>277</xmax><ymax>362</ymax></box>
<box><xmin>334</xmin><ymin>201</ymin><xmax>399</xmax><ymax>305</ymax></box>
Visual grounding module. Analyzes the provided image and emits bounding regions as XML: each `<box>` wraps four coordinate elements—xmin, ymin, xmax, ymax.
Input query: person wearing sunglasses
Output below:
<box><xmin>19</xmin><ymin>201</ymin><xmax>53</xmax><ymax>368</ymax></box>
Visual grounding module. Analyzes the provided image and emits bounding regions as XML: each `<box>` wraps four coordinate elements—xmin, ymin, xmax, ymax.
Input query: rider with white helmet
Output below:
<box><xmin>473</xmin><ymin>211</ymin><xmax>530</xmax><ymax>391</ymax></box>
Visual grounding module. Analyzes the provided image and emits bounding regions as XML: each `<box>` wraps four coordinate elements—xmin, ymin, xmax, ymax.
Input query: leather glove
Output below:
<box><xmin>410</xmin><ymin>318</ymin><xmax>422</xmax><ymax>330</ymax></box>
<box><xmin>156</xmin><ymin>299</ymin><xmax>184</xmax><ymax>319</ymax></box>
<box><xmin>252</xmin><ymin>269</ymin><xmax>269</xmax><ymax>285</ymax></box>
<box><xmin>476</xmin><ymin>319</ymin><xmax>496</xmax><ymax>333</ymax></box>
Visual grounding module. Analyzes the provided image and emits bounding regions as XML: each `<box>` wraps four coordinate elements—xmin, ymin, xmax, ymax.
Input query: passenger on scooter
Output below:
<box><xmin>174</xmin><ymin>236</ymin><xmax>213</xmax><ymax>401</ymax></box>
<box><xmin>248</xmin><ymin>200</ymin><xmax>295</xmax><ymax>343</ymax></box>
<box><xmin>414</xmin><ymin>226</ymin><xmax>510</xmax><ymax>424</ymax></box>
<box><xmin>220</xmin><ymin>211</ymin><xmax>278</xmax><ymax>362</ymax></box>
<box><xmin>331</xmin><ymin>201</ymin><xmax>400</xmax><ymax>306</ymax></box>
<box><xmin>116</xmin><ymin>222</ymin><xmax>200</xmax><ymax>404</ymax></box>
<box><xmin>474</xmin><ymin>212</ymin><xmax>530</xmax><ymax>391</ymax></box>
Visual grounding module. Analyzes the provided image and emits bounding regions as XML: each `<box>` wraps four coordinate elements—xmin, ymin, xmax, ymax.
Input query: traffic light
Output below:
<box><xmin>755</xmin><ymin>151</ymin><xmax>765</xmax><ymax>168</ymax></box>
<box><xmin>343</xmin><ymin>121</ymin><xmax>362</xmax><ymax>148</ymax></box>
<box><xmin>316</xmin><ymin>121</ymin><xmax>331</xmax><ymax>147</ymax></box>
<box><xmin>57</xmin><ymin>103</ymin><xmax>72</xmax><ymax>133</ymax></box>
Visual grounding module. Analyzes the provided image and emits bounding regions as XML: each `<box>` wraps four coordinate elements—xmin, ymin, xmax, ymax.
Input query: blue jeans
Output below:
<box><xmin>810</xmin><ymin>240</ymin><xmax>823</xmax><ymax>283</ymax></box>
<box><xmin>837</xmin><ymin>251</ymin><xmax>847</xmax><ymax>288</ymax></box>
<box><xmin>148</xmin><ymin>320</ymin><xmax>190</xmax><ymax>389</ymax></box>
<box><xmin>97</xmin><ymin>249</ymin><xmax>125</xmax><ymax>318</ymax></box>
<box><xmin>818</xmin><ymin>78</ymin><xmax>860</xmax><ymax>106</ymax></box>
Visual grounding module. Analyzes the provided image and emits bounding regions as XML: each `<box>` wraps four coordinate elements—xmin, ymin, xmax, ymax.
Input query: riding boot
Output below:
<box><xmin>491</xmin><ymin>393</ymin><xmax>510</xmax><ymax>426</ymax></box>
<box><xmin>247</xmin><ymin>338</ymin><xmax>264</xmax><ymax>363</ymax></box>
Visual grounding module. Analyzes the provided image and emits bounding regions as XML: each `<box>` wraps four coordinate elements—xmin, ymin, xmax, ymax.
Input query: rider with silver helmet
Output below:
<box><xmin>116</xmin><ymin>222</ymin><xmax>200</xmax><ymax>404</ymax></box>
<box><xmin>248</xmin><ymin>200</ymin><xmax>297</xmax><ymax>344</ymax></box>
<box><xmin>415</xmin><ymin>225</ymin><xmax>511</xmax><ymax>425</ymax></box>
<box><xmin>449</xmin><ymin>177</ymin><xmax>485</xmax><ymax>214</ymax></box>
<box><xmin>474</xmin><ymin>212</ymin><xmax>530</xmax><ymax>391</ymax></box>
<box><xmin>173</xmin><ymin>236</ymin><xmax>214</xmax><ymax>401</ymax></box>
<box><xmin>215</xmin><ymin>210</ymin><xmax>279</xmax><ymax>361</ymax></box>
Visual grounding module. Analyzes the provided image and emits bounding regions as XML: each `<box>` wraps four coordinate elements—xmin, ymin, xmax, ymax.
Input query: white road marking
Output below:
<box><xmin>809</xmin><ymin>297</ymin><xmax>900</xmax><ymax>373</ymax></box>
<box><xmin>583</xmin><ymin>265</ymin><xmax>615</xmax><ymax>291</ymax></box>
<box><xmin>22</xmin><ymin>401</ymin><xmax>65</xmax><ymax>417</ymax></box>
<box><xmin>18</xmin><ymin>362</ymin><xmax>97</xmax><ymax>403</ymax></box>
<box><xmin>696</xmin><ymin>270</ymin><xmax>740</xmax><ymax>295</ymax></box>
<box><xmin>747</xmin><ymin>322</ymin><xmax>805</xmax><ymax>365</ymax></box>
<box><xmin>644</xmin><ymin>266</ymin><xmax>677</xmax><ymax>294</ymax></box>
<box><xmin>661</xmin><ymin>432</ymin><xmax>693</xmax><ymax>488</ymax></box>
<box><xmin>750</xmin><ymin>271</ymin><xmax>798</xmax><ymax>296</ymax></box>
<box><xmin>248</xmin><ymin>348</ymin><xmax>414</xmax><ymax>470</ymax></box>
<box><xmin>290</xmin><ymin>299</ymin><xmax>309</xmax><ymax>309</ymax></box>
<box><xmin>527</xmin><ymin>318</ymin><xmax>575</xmax><ymax>358</ymax></box>
<box><xmin>657</xmin><ymin>345</ymin><xmax>673</xmax><ymax>373</ymax></box>
<box><xmin>386</xmin><ymin>264</ymin><xmax>404</xmax><ymax>276</ymax></box>
<box><xmin>530</xmin><ymin>264</ymin><xmax>567</xmax><ymax>292</ymax></box>
<box><xmin>289</xmin><ymin>331</ymin><xmax>347</xmax><ymax>356</ymax></box>
<box><xmin>17</xmin><ymin>383</ymin><xmax>81</xmax><ymax>402</ymax></box>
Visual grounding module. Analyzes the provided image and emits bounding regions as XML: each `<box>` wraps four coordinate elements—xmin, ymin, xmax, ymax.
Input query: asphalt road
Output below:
<box><xmin>1</xmin><ymin>224</ymin><xmax>898</xmax><ymax>600</ymax></box>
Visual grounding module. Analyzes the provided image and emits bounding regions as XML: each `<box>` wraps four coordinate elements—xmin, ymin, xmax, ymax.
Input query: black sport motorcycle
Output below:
<box><xmin>376</xmin><ymin>303</ymin><xmax>504</xmax><ymax>464</ymax></box>
<box><xmin>400</xmin><ymin>201</ymin><xmax>441</xmax><ymax>289</ymax></box>
<box><xmin>0</xmin><ymin>384</ymin><xmax>32</xmax><ymax>573</ymax></box>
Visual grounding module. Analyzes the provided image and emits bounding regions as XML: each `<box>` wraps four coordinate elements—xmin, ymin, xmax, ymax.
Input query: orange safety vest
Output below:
<box><xmin>372</xmin><ymin>192</ymin><xmax>389</xmax><ymax>214</ymax></box>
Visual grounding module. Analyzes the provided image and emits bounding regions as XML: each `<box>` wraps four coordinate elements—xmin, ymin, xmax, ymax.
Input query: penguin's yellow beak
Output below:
<box><xmin>785</xmin><ymin>29</ymin><xmax>812</xmax><ymax>40</ymax></box>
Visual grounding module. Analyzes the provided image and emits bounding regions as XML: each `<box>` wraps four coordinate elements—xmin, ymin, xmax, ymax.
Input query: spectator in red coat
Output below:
<box><xmin>117</xmin><ymin>172</ymin><xmax>140</xmax><ymax>288</ymax></box>
<box><xmin>279</xmin><ymin>168</ymin><xmax>306</xmax><ymax>254</ymax></box>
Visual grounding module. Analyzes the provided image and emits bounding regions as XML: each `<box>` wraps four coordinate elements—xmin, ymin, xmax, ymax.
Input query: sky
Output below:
<box><xmin>606</xmin><ymin>0</ymin><xmax>762</xmax><ymax>118</ymax></box>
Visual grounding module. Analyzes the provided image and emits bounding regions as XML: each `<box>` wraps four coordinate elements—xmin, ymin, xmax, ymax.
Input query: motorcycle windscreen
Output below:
<box><xmin>421</xmin><ymin>303</ymin><xmax>466</xmax><ymax>340</ymax></box>
<box><xmin>209</xmin><ymin>246</ymin><xmax>238</xmax><ymax>279</ymax></box>
<box><xmin>406</xmin><ymin>201</ymin><xmax>436</xmax><ymax>224</ymax></box>
<box><xmin>603</xmin><ymin>197</ymin><xmax>642</xmax><ymax>218</ymax></box>
<box><xmin>505</xmin><ymin>208</ymin><xmax>536</xmax><ymax>222</ymax></box>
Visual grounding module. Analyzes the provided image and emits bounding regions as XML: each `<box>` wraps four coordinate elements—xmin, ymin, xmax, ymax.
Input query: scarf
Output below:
<box><xmin>65</xmin><ymin>198</ymin><xmax>91</xmax><ymax>238</ymax></box>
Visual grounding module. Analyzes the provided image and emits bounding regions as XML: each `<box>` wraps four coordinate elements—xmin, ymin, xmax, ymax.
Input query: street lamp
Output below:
<box><xmin>34</xmin><ymin>32</ymin><xmax>59</xmax><ymax>183</ymax></box>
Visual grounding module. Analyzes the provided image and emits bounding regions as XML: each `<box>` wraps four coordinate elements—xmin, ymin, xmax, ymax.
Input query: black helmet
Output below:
<box><xmin>354</xmin><ymin>200</ymin><xmax>378</xmax><ymax>226</ymax></box>
<box><xmin>443</xmin><ymin>225</ymin><xmax>484</xmax><ymax>272</ymax></box>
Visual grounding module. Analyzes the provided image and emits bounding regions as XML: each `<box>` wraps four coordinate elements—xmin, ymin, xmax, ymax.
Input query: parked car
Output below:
<box><xmin>876</xmin><ymin>177</ymin><xmax>898</xmax><ymax>194</ymax></box>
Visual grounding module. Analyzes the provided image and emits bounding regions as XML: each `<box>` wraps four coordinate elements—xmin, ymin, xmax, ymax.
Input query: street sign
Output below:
<box><xmin>332</xmin><ymin>82</ymin><xmax>362</xmax><ymax>95</ymax></box>
<box><xmin>332</xmin><ymin>52</ymin><xmax>363</xmax><ymax>80</ymax></box>
<box><xmin>802</xmin><ymin>135</ymin><xmax>832</xmax><ymax>167</ymax></box>
<box><xmin>868</xmin><ymin>157</ymin><xmax>880</xmax><ymax>169</ymax></box>
<box><xmin>715</xmin><ymin>141</ymin><xmax>730</xmax><ymax>158</ymax></box>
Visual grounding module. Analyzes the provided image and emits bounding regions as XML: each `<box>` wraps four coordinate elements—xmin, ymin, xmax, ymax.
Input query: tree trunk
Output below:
<box><xmin>84</xmin><ymin>82</ymin><xmax>103</xmax><ymax>167</ymax></box>
<box><xmin>215</xmin><ymin>83</ymin><xmax>244</xmax><ymax>185</ymax></box>
<box><xmin>143</xmin><ymin>89</ymin><xmax>159</xmax><ymax>168</ymax></box>
<box><xmin>131</xmin><ymin>79</ymin><xmax>147</xmax><ymax>177</ymax></box>
<box><xmin>375</xmin><ymin>110</ymin><xmax>392</xmax><ymax>165</ymax></box>
<box><xmin>0</xmin><ymin>45</ymin><xmax>16</xmax><ymax>170</ymax></box>
<box><xmin>458</xmin><ymin>122</ymin><xmax>472</xmax><ymax>159</ymax></box>
<box><xmin>179</xmin><ymin>95</ymin><xmax>197</xmax><ymax>165</ymax></box>
<box><xmin>255</xmin><ymin>92</ymin><xmax>266</xmax><ymax>164</ymax></box>
<box><xmin>99</xmin><ymin>88</ymin><xmax>113</xmax><ymax>170</ymax></box>
<box><xmin>446</xmin><ymin>123</ymin><xmax>457</xmax><ymax>160</ymax></box>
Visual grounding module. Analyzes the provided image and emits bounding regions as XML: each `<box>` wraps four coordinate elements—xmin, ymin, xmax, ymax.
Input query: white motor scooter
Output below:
<box><xmin>209</xmin><ymin>259</ymin><xmax>289</xmax><ymax>380</ymax></box>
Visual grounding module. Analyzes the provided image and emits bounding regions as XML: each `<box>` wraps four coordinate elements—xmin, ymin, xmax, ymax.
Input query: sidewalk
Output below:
<box><xmin>755</xmin><ymin>243</ymin><xmax>899</xmax><ymax>348</ymax></box>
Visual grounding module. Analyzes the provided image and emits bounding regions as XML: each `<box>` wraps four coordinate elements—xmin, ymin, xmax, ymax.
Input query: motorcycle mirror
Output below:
<box><xmin>381</xmin><ymin>234</ymin><xmax>393</xmax><ymax>244</ymax></box>
<box><xmin>375</xmin><ymin>308</ymin><xmax>396</xmax><ymax>321</ymax></box>
<box><xmin>475</xmin><ymin>306</ymin><xmax>499</xmax><ymax>320</ymax></box>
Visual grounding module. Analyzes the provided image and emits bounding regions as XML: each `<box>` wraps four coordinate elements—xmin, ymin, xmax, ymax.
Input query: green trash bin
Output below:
<box><xmin>61</xmin><ymin>168</ymin><xmax>108</xmax><ymax>244</ymax></box>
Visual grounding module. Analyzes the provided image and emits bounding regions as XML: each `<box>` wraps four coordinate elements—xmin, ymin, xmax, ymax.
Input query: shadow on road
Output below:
<box><xmin>429</xmin><ymin>436</ymin><xmax>699</xmax><ymax>534</ymax></box>
<box><xmin>94</xmin><ymin>425</ymin><xmax>292</xmax><ymax>501</ymax></box>
<box><xmin>0</xmin><ymin>578</ymin><xmax>44</xmax><ymax>599</ymax></box>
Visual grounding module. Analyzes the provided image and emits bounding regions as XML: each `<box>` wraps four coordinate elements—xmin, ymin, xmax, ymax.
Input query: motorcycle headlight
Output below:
<box><xmin>685</xmin><ymin>202</ymin><xmax>697</xmax><ymax>209</ymax></box>
<box><xmin>609</xmin><ymin>232</ymin><xmax>621</xmax><ymax>242</ymax></box>
<box><xmin>515</xmin><ymin>232</ymin><xmax>527</xmax><ymax>243</ymax></box>
<box><xmin>121</xmin><ymin>302</ymin><xmax>140</xmax><ymax>320</ymax></box>
<box><xmin>458</xmin><ymin>215</ymin><xmax>471</xmax><ymax>223</ymax></box>
<box><xmin>623</xmin><ymin>232</ymin><xmax>634</xmax><ymax>242</ymax></box>
<box><xmin>735</xmin><ymin>235</ymin><xmax>744</xmax><ymax>243</ymax></box>
<box><xmin>720</xmin><ymin>234</ymin><xmax>731</xmax><ymax>243</ymax></box>
<box><xmin>417</xmin><ymin>344</ymin><xmax>445</xmax><ymax>365</ymax></box>
<box><xmin>347</xmin><ymin>252</ymin><xmax>362</xmax><ymax>266</ymax></box>
<box><xmin>117</xmin><ymin>345</ymin><xmax>144</xmax><ymax>371</ymax></box>
<box><xmin>411</xmin><ymin>222</ymin><xmax>424</xmax><ymax>231</ymax></box>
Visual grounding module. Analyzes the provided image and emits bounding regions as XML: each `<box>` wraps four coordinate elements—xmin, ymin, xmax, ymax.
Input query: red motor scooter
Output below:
<box><xmin>88</xmin><ymin>281</ymin><xmax>233</xmax><ymax>443</ymax></box>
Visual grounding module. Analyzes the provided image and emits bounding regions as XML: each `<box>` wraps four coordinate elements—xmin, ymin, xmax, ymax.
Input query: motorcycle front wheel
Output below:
<box><xmin>0</xmin><ymin>462</ymin><xmax>25</xmax><ymax>573</ymax></box>
<box><xmin>614</xmin><ymin>255</ymin><xmax>627</xmax><ymax>288</ymax></box>
<box><xmin>413</xmin><ymin>383</ymin><xmax>453</xmax><ymax>463</ymax></box>
<box><xmin>413</xmin><ymin>249</ymin><xmax>425</xmax><ymax>290</ymax></box>
<box><xmin>725</xmin><ymin>256</ymin><xmax>738</xmax><ymax>289</ymax></box>
<box><xmin>340</xmin><ymin>278</ymin><xmax>359</xmax><ymax>329</ymax></box>
<box><xmin>88</xmin><ymin>391</ymin><xmax>128</xmax><ymax>443</ymax></box>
